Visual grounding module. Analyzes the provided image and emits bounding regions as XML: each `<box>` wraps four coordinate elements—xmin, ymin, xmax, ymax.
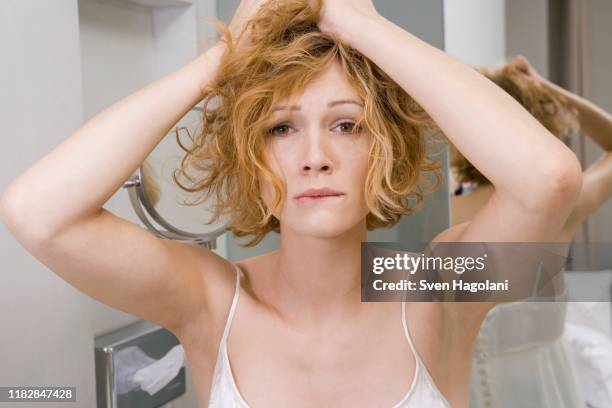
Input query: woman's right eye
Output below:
<box><xmin>268</xmin><ymin>124</ymin><xmax>291</xmax><ymax>136</ymax></box>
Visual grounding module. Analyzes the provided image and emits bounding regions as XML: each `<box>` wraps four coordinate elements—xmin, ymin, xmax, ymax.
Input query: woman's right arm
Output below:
<box><xmin>0</xmin><ymin>42</ymin><xmax>233</xmax><ymax>336</ymax></box>
<box><xmin>1</xmin><ymin>43</ymin><xmax>226</xmax><ymax>237</ymax></box>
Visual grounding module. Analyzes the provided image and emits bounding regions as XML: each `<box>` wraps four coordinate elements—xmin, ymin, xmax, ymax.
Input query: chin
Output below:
<box><xmin>285</xmin><ymin>212</ymin><xmax>364</xmax><ymax>238</ymax></box>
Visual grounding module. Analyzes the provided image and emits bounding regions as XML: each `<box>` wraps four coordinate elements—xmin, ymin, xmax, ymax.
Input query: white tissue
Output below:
<box><xmin>112</xmin><ymin>345</ymin><xmax>186</xmax><ymax>396</ymax></box>
<box><xmin>113</xmin><ymin>346</ymin><xmax>158</xmax><ymax>395</ymax></box>
<box><xmin>133</xmin><ymin>344</ymin><xmax>186</xmax><ymax>395</ymax></box>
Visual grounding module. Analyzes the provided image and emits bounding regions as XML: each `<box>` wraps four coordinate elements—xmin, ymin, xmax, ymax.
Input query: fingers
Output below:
<box><xmin>509</xmin><ymin>55</ymin><xmax>534</xmax><ymax>76</ymax></box>
<box><xmin>515</xmin><ymin>55</ymin><xmax>528</xmax><ymax>64</ymax></box>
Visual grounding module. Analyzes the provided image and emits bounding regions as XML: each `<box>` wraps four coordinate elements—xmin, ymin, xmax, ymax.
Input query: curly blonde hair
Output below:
<box><xmin>449</xmin><ymin>57</ymin><xmax>580</xmax><ymax>186</ymax></box>
<box><xmin>173</xmin><ymin>0</ymin><xmax>443</xmax><ymax>247</ymax></box>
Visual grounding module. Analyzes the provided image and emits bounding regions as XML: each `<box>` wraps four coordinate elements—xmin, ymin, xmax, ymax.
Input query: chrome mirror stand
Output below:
<box><xmin>122</xmin><ymin>166</ymin><xmax>227</xmax><ymax>250</ymax></box>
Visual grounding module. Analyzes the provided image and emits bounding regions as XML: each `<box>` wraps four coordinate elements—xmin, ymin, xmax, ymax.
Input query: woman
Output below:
<box><xmin>0</xmin><ymin>1</ymin><xmax>582</xmax><ymax>407</ymax></box>
<box><xmin>448</xmin><ymin>56</ymin><xmax>612</xmax><ymax>407</ymax></box>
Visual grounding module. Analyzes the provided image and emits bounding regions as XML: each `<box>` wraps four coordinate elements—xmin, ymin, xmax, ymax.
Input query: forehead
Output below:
<box><xmin>274</xmin><ymin>60</ymin><xmax>361</xmax><ymax>108</ymax></box>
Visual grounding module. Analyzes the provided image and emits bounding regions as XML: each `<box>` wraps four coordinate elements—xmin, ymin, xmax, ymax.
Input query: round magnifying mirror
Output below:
<box><xmin>122</xmin><ymin>105</ymin><xmax>228</xmax><ymax>249</ymax></box>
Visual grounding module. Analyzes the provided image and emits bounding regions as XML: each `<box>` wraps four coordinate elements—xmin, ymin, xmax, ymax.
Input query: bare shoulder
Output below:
<box><xmin>171</xmin><ymin>243</ymin><xmax>237</xmax><ymax>339</ymax></box>
<box><xmin>406</xmin><ymin>301</ymin><xmax>477</xmax><ymax>406</ymax></box>
<box><xmin>176</xmin><ymin>248</ymin><xmax>276</xmax><ymax>348</ymax></box>
<box><xmin>404</xmin><ymin>274</ymin><xmax>489</xmax><ymax>404</ymax></box>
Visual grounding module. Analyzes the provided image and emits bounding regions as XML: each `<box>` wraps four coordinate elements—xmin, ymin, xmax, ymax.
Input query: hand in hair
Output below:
<box><xmin>227</xmin><ymin>0</ymin><xmax>272</xmax><ymax>48</ymax></box>
<box><xmin>511</xmin><ymin>55</ymin><xmax>546</xmax><ymax>84</ymax></box>
<box><xmin>312</xmin><ymin>0</ymin><xmax>381</xmax><ymax>48</ymax></box>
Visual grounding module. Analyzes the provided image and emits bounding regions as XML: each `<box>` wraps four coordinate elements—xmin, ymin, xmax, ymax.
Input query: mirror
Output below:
<box><xmin>122</xmin><ymin>105</ymin><xmax>228</xmax><ymax>249</ymax></box>
<box><xmin>442</xmin><ymin>2</ymin><xmax>612</xmax><ymax>408</ymax></box>
<box><xmin>446</xmin><ymin>0</ymin><xmax>612</xmax><ymax>271</ymax></box>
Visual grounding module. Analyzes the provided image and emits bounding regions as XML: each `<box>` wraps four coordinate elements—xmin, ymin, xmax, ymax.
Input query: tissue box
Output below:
<box><xmin>94</xmin><ymin>320</ymin><xmax>186</xmax><ymax>408</ymax></box>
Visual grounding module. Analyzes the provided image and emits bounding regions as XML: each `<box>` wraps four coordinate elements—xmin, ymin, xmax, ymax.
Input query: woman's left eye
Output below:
<box><xmin>335</xmin><ymin>121</ymin><xmax>360</xmax><ymax>133</ymax></box>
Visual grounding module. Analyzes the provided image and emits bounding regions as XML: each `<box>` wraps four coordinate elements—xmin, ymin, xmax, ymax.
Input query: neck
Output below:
<box><xmin>268</xmin><ymin>220</ymin><xmax>368</xmax><ymax>330</ymax></box>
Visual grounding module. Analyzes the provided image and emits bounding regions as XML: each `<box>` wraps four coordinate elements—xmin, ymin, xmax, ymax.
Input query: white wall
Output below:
<box><xmin>78</xmin><ymin>0</ymin><xmax>218</xmax><ymax>406</ymax></box>
<box><xmin>1</xmin><ymin>0</ymin><xmax>220</xmax><ymax>406</ymax></box>
<box><xmin>0</xmin><ymin>0</ymin><xmax>96</xmax><ymax>406</ymax></box>
<box><xmin>444</xmin><ymin>0</ymin><xmax>506</xmax><ymax>68</ymax></box>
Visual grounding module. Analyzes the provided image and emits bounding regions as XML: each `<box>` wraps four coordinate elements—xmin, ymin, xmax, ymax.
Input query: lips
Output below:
<box><xmin>295</xmin><ymin>187</ymin><xmax>345</xmax><ymax>200</ymax></box>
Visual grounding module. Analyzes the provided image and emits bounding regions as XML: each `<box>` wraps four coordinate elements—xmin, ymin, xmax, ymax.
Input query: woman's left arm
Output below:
<box><xmin>319</xmin><ymin>2</ymin><xmax>582</xmax><ymax>243</ymax></box>
<box><xmin>536</xmin><ymin>66</ymin><xmax>612</xmax><ymax>234</ymax></box>
<box><xmin>535</xmin><ymin>74</ymin><xmax>612</xmax><ymax>236</ymax></box>
<box><xmin>538</xmin><ymin>73</ymin><xmax>612</xmax><ymax>152</ymax></box>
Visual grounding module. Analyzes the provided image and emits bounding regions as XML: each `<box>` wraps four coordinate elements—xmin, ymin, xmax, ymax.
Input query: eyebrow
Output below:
<box><xmin>271</xmin><ymin>99</ymin><xmax>363</xmax><ymax>112</ymax></box>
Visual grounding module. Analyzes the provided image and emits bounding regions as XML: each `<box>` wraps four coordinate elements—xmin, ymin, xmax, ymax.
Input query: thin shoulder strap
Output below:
<box><xmin>402</xmin><ymin>300</ymin><xmax>452</xmax><ymax>407</ymax></box>
<box><xmin>219</xmin><ymin>264</ymin><xmax>241</xmax><ymax>346</ymax></box>
<box><xmin>401</xmin><ymin>264</ymin><xmax>420</xmax><ymax>362</ymax></box>
<box><xmin>401</xmin><ymin>301</ymin><xmax>422</xmax><ymax>366</ymax></box>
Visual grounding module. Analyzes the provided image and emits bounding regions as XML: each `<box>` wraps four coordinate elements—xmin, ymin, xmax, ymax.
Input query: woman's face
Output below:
<box><xmin>260</xmin><ymin>59</ymin><xmax>372</xmax><ymax>238</ymax></box>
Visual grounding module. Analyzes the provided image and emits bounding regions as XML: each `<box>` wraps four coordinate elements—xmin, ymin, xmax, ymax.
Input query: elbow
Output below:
<box><xmin>0</xmin><ymin>190</ymin><xmax>19</xmax><ymax>228</ymax></box>
<box><xmin>0</xmin><ymin>182</ymin><xmax>27</xmax><ymax>221</ymax></box>
<box><xmin>0</xmin><ymin>191</ymin><xmax>54</xmax><ymax>243</ymax></box>
<box><xmin>537</xmin><ymin>153</ymin><xmax>583</xmax><ymax>209</ymax></box>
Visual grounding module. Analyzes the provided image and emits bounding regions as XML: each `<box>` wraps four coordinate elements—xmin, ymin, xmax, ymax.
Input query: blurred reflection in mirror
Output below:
<box><xmin>445</xmin><ymin>50</ymin><xmax>612</xmax><ymax>408</ymax></box>
<box><xmin>126</xmin><ymin>106</ymin><xmax>229</xmax><ymax>247</ymax></box>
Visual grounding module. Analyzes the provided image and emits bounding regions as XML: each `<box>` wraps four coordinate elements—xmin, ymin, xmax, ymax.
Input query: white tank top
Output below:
<box><xmin>208</xmin><ymin>264</ymin><xmax>451</xmax><ymax>407</ymax></box>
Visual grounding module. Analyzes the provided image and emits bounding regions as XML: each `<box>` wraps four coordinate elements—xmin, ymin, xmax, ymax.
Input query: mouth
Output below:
<box><xmin>294</xmin><ymin>187</ymin><xmax>346</xmax><ymax>203</ymax></box>
<box><xmin>295</xmin><ymin>193</ymin><xmax>345</xmax><ymax>203</ymax></box>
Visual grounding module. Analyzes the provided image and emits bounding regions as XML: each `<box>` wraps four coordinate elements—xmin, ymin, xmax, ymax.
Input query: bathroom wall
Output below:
<box><xmin>78</xmin><ymin>0</ymin><xmax>218</xmax><ymax>406</ymax></box>
<box><xmin>444</xmin><ymin>0</ymin><xmax>547</xmax><ymax>76</ymax></box>
<box><xmin>505</xmin><ymin>0</ymin><xmax>549</xmax><ymax>76</ymax></box>
<box><xmin>0</xmin><ymin>0</ymin><xmax>219</xmax><ymax>406</ymax></box>
<box><xmin>444</xmin><ymin>0</ymin><xmax>506</xmax><ymax>68</ymax></box>
<box><xmin>0</xmin><ymin>0</ymin><xmax>96</xmax><ymax>406</ymax></box>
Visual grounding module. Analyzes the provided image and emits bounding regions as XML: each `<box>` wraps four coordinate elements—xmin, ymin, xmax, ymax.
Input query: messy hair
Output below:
<box><xmin>173</xmin><ymin>0</ymin><xmax>443</xmax><ymax>247</ymax></box>
<box><xmin>450</xmin><ymin>56</ymin><xmax>580</xmax><ymax>186</ymax></box>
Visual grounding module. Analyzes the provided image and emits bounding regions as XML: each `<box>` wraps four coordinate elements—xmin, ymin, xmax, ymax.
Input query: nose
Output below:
<box><xmin>300</xmin><ymin>130</ymin><xmax>333</xmax><ymax>175</ymax></box>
